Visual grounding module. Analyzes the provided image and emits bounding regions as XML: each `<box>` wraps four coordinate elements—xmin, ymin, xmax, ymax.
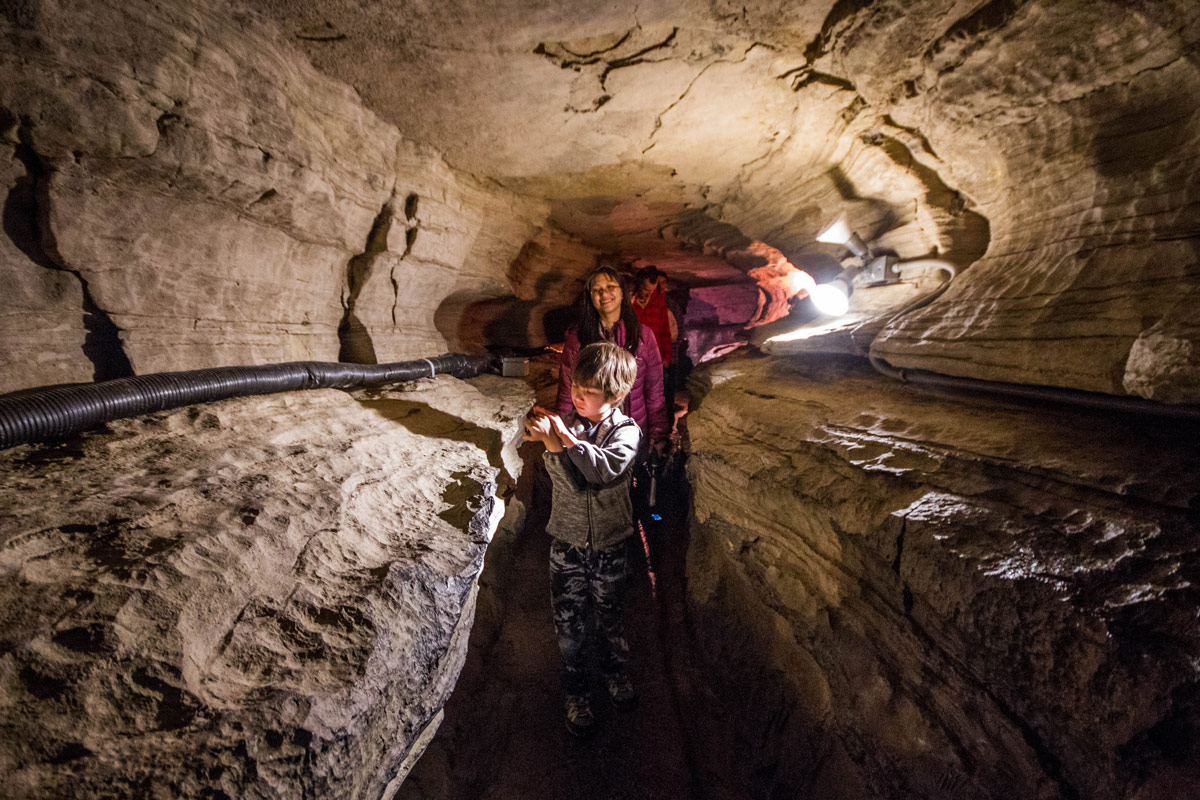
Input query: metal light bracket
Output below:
<box><xmin>862</xmin><ymin>254</ymin><xmax>901</xmax><ymax>286</ymax></box>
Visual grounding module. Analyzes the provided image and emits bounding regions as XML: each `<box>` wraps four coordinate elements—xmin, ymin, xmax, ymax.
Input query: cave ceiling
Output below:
<box><xmin>245</xmin><ymin>0</ymin><xmax>972</xmax><ymax>276</ymax></box>
<box><xmin>2</xmin><ymin>0</ymin><xmax>1195</xmax><ymax>398</ymax></box>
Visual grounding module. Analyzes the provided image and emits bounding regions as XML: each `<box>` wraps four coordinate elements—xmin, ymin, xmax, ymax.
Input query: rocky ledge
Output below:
<box><xmin>685</xmin><ymin>353</ymin><xmax>1200</xmax><ymax>800</ymax></box>
<box><xmin>0</xmin><ymin>374</ymin><xmax>530</xmax><ymax>799</ymax></box>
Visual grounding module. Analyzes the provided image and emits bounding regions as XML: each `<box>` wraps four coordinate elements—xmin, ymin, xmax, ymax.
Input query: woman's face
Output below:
<box><xmin>589</xmin><ymin>273</ymin><xmax>623</xmax><ymax>318</ymax></box>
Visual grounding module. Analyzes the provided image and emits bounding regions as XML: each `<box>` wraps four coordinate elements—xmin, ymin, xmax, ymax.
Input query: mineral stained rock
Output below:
<box><xmin>686</xmin><ymin>353</ymin><xmax>1200</xmax><ymax>800</ymax></box>
<box><xmin>0</xmin><ymin>374</ymin><xmax>531</xmax><ymax>799</ymax></box>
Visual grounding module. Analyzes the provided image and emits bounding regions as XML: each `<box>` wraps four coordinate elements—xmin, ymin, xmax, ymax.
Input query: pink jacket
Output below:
<box><xmin>557</xmin><ymin>321</ymin><xmax>669</xmax><ymax>448</ymax></box>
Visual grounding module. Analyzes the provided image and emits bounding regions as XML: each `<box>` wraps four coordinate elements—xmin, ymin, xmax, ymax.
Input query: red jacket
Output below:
<box><xmin>557</xmin><ymin>321</ymin><xmax>668</xmax><ymax>448</ymax></box>
<box><xmin>632</xmin><ymin>288</ymin><xmax>673</xmax><ymax>366</ymax></box>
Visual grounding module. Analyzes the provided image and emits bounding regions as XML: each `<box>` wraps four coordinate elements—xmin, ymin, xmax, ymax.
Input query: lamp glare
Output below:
<box><xmin>816</xmin><ymin>217</ymin><xmax>853</xmax><ymax>246</ymax></box>
<box><xmin>811</xmin><ymin>283</ymin><xmax>850</xmax><ymax>316</ymax></box>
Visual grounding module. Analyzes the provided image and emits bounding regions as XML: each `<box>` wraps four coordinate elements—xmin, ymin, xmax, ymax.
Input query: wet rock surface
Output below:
<box><xmin>685</xmin><ymin>352</ymin><xmax>1200</xmax><ymax>799</ymax></box>
<box><xmin>0</xmin><ymin>375</ymin><xmax>530</xmax><ymax>799</ymax></box>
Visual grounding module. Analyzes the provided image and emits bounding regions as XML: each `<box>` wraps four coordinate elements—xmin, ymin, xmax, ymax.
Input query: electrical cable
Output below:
<box><xmin>860</xmin><ymin>257</ymin><xmax>1200</xmax><ymax>421</ymax></box>
<box><xmin>868</xmin><ymin>353</ymin><xmax>1200</xmax><ymax>421</ymax></box>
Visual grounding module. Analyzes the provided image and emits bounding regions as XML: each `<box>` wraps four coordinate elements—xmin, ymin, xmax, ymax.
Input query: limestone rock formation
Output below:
<box><xmin>2</xmin><ymin>0</ymin><xmax>1199</xmax><ymax>797</ymax></box>
<box><xmin>0</xmin><ymin>374</ymin><xmax>531</xmax><ymax>798</ymax></box>
<box><xmin>869</xmin><ymin>2</ymin><xmax>1200</xmax><ymax>402</ymax></box>
<box><xmin>6</xmin><ymin>0</ymin><xmax>1199</xmax><ymax>404</ymax></box>
<box><xmin>253</xmin><ymin>0</ymin><xmax>1199</xmax><ymax>403</ymax></box>
<box><xmin>0</xmin><ymin>0</ymin><xmax>589</xmax><ymax>393</ymax></box>
<box><xmin>0</xmin><ymin>136</ymin><xmax>90</xmax><ymax>390</ymax></box>
<box><xmin>686</xmin><ymin>353</ymin><xmax>1200</xmax><ymax>800</ymax></box>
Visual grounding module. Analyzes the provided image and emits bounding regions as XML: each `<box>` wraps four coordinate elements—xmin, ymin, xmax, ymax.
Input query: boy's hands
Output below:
<box><xmin>545</xmin><ymin>413</ymin><xmax>571</xmax><ymax>438</ymax></box>
<box><xmin>523</xmin><ymin>407</ymin><xmax>566</xmax><ymax>452</ymax></box>
<box><xmin>545</xmin><ymin>413</ymin><xmax>582</xmax><ymax>449</ymax></box>
<box><xmin>523</xmin><ymin>413</ymin><xmax>552</xmax><ymax>441</ymax></box>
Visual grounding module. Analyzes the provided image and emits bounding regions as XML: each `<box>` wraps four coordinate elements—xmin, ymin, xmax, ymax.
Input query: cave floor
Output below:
<box><xmin>398</xmin><ymin>435</ymin><xmax>746</xmax><ymax>800</ymax></box>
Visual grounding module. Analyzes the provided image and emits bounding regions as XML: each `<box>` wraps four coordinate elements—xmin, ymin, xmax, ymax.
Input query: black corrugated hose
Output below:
<box><xmin>0</xmin><ymin>354</ymin><xmax>497</xmax><ymax>452</ymax></box>
<box><xmin>869</xmin><ymin>355</ymin><xmax>1200</xmax><ymax>422</ymax></box>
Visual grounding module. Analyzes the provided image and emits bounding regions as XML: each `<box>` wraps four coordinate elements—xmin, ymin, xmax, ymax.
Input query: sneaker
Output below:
<box><xmin>564</xmin><ymin>694</ymin><xmax>596</xmax><ymax>737</ymax></box>
<box><xmin>605</xmin><ymin>674</ymin><xmax>638</xmax><ymax>712</ymax></box>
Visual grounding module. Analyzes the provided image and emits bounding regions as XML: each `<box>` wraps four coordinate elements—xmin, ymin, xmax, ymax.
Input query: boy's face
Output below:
<box><xmin>571</xmin><ymin>380</ymin><xmax>615</xmax><ymax>423</ymax></box>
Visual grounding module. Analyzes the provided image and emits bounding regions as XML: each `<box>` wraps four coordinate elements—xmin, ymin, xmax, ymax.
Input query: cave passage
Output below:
<box><xmin>398</xmin><ymin>358</ymin><xmax>743</xmax><ymax>800</ymax></box>
<box><xmin>3</xmin><ymin>2</ymin><xmax>1199</xmax><ymax>798</ymax></box>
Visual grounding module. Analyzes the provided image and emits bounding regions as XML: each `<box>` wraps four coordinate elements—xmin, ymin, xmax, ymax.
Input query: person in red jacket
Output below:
<box><xmin>556</xmin><ymin>267</ymin><xmax>668</xmax><ymax>454</ymax></box>
<box><xmin>631</xmin><ymin>265</ymin><xmax>677</xmax><ymax>407</ymax></box>
<box><xmin>631</xmin><ymin>266</ymin><xmax>675</xmax><ymax>368</ymax></box>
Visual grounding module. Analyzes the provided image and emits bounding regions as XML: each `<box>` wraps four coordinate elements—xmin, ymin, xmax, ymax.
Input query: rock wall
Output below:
<box><xmin>248</xmin><ymin>0</ymin><xmax>1200</xmax><ymax>404</ymax></box>
<box><xmin>0</xmin><ymin>0</ymin><xmax>573</xmax><ymax>394</ymax></box>
<box><xmin>435</xmin><ymin>222</ymin><xmax>599</xmax><ymax>353</ymax></box>
<box><xmin>685</xmin><ymin>353</ymin><xmax>1200</xmax><ymax>800</ymax></box>
<box><xmin>845</xmin><ymin>1</ymin><xmax>1200</xmax><ymax>402</ymax></box>
<box><xmin>0</xmin><ymin>374</ymin><xmax>531</xmax><ymax>798</ymax></box>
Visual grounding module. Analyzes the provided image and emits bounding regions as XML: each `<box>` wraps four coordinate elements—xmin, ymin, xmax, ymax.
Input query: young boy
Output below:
<box><xmin>523</xmin><ymin>341</ymin><xmax>642</xmax><ymax>737</ymax></box>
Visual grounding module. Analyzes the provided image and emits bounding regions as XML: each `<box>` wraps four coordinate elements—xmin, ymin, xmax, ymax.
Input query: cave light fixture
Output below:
<box><xmin>810</xmin><ymin>215</ymin><xmax>902</xmax><ymax>316</ymax></box>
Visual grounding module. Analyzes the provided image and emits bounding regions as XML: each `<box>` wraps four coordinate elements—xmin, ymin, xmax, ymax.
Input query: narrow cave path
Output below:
<box><xmin>399</xmin><ymin>393</ymin><xmax>744</xmax><ymax>800</ymax></box>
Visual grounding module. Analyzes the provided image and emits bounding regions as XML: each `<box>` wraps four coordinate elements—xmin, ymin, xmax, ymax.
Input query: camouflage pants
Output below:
<box><xmin>549</xmin><ymin>538</ymin><xmax>631</xmax><ymax>696</ymax></box>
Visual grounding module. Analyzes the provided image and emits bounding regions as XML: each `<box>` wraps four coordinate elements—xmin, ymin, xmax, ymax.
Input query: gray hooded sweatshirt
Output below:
<box><xmin>543</xmin><ymin>407</ymin><xmax>642</xmax><ymax>550</ymax></box>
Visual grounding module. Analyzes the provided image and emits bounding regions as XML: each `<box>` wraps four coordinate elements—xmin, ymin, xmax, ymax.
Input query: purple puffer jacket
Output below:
<box><xmin>557</xmin><ymin>321</ymin><xmax>668</xmax><ymax>448</ymax></box>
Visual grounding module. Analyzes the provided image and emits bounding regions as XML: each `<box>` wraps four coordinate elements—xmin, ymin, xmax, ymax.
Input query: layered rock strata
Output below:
<box><xmin>0</xmin><ymin>0</ymin><xmax>582</xmax><ymax>394</ymax></box>
<box><xmin>686</xmin><ymin>353</ymin><xmax>1200</xmax><ymax>800</ymax></box>
<box><xmin>0</xmin><ymin>374</ymin><xmax>531</xmax><ymax>799</ymax></box>
<box><xmin>859</xmin><ymin>2</ymin><xmax>1200</xmax><ymax>402</ymax></box>
<box><xmin>257</xmin><ymin>0</ymin><xmax>1200</xmax><ymax>404</ymax></box>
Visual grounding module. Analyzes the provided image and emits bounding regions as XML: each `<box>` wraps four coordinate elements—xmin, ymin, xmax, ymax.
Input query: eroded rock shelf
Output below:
<box><xmin>0</xmin><ymin>375</ymin><xmax>530</xmax><ymax>799</ymax></box>
<box><xmin>685</xmin><ymin>353</ymin><xmax>1200</xmax><ymax>800</ymax></box>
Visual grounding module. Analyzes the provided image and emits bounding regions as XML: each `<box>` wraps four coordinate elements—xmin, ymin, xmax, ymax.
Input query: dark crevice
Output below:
<box><xmin>804</xmin><ymin>0</ymin><xmax>877</xmax><ymax>64</ymax></box>
<box><xmin>882</xmin><ymin>114</ymin><xmax>939</xmax><ymax>159</ymax></box>
<box><xmin>536</xmin><ymin>28</ymin><xmax>678</xmax><ymax>113</ymax></box>
<box><xmin>598</xmin><ymin>27</ymin><xmax>678</xmax><ymax>86</ymax></box>
<box><xmin>785</xmin><ymin>68</ymin><xmax>856</xmax><ymax>93</ymax></box>
<box><xmin>338</xmin><ymin>195</ymin><xmax>395</xmax><ymax>364</ymax></box>
<box><xmin>862</xmin><ymin>132</ymin><xmax>992</xmax><ymax>265</ymax></box>
<box><xmin>840</xmin><ymin>94</ymin><xmax>868</xmax><ymax>123</ymax></box>
<box><xmin>3</xmin><ymin>117</ymin><xmax>133</xmax><ymax>381</ymax></box>
<box><xmin>925</xmin><ymin>0</ymin><xmax>1028</xmax><ymax>79</ymax></box>
<box><xmin>561</xmin><ymin>30</ymin><xmax>633</xmax><ymax>59</ymax></box>
<box><xmin>247</xmin><ymin>188</ymin><xmax>277</xmax><ymax>207</ymax></box>
<box><xmin>295</xmin><ymin>22</ymin><xmax>345</xmax><ymax>42</ymax></box>
<box><xmin>535</xmin><ymin>28</ymin><xmax>675</xmax><ymax>73</ymax></box>
<box><xmin>890</xmin><ymin>514</ymin><xmax>906</xmax><ymax>575</ymax></box>
<box><xmin>390</xmin><ymin>194</ymin><xmax>419</xmax><ymax>325</ymax></box>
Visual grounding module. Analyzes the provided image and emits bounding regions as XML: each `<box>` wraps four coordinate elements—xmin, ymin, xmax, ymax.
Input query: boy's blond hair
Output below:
<box><xmin>572</xmin><ymin>342</ymin><xmax>637</xmax><ymax>404</ymax></box>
